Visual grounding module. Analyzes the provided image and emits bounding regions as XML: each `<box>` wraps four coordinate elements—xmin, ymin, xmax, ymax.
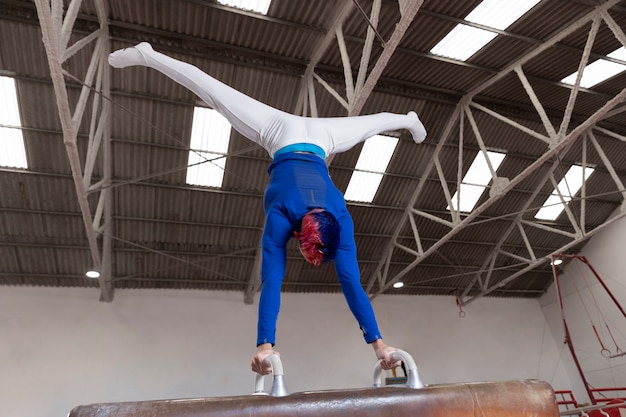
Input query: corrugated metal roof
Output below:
<box><xmin>1</xmin><ymin>0</ymin><xmax>625</xmax><ymax>304</ymax></box>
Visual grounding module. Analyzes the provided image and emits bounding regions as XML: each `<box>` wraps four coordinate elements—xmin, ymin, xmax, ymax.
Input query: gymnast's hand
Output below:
<box><xmin>251</xmin><ymin>343</ymin><xmax>280</xmax><ymax>375</ymax></box>
<box><xmin>371</xmin><ymin>339</ymin><xmax>401</xmax><ymax>370</ymax></box>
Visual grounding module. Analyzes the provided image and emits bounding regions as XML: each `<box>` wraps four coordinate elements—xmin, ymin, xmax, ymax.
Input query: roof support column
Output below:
<box><xmin>34</xmin><ymin>0</ymin><xmax>114</xmax><ymax>301</ymax></box>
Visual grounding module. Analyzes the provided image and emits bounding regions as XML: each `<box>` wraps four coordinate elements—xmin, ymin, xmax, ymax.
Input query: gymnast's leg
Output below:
<box><xmin>314</xmin><ymin>111</ymin><xmax>427</xmax><ymax>156</ymax></box>
<box><xmin>108</xmin><ymin>42</ymin><xmax>286</xmax><ymax>151</ymax></box>
<box><xmin>109</xmin><ymin>43</ymin><xmax>427</xmax><ymax>157</ymax></box>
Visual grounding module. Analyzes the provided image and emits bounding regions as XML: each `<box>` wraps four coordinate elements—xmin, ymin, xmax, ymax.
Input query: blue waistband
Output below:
<box><xmin>273</xmin><ymin>143</ymin><xmax>326</xmax><ymax>159</ymax></box>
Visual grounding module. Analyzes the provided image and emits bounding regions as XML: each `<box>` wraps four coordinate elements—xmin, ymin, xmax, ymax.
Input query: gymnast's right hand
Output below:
<box><xmin>251</xmin><ymin>343</ymin><xmax>279</xmax><ymax>375</ymax></box>
<box><xmin>371</xmin><ymin>339</ymin><xmax>401</xmax><ymax>370</ymax></box>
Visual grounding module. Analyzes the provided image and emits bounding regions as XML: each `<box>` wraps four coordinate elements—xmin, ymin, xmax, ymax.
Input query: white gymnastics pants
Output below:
<box><xmin>109</xmin><ymin>42</ymin><xmax>427</xmax><ymax>158</ymax></box>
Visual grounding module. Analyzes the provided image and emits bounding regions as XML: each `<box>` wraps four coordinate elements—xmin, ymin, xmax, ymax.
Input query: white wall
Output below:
<box><xmin>1</xmin><ymin>284</ymin><xmax>575</xmax><ymax>417</ymax></box>
<box><xmin>541</xmin><ymin>212</ymin><xmax>626</xmax><ymax>405</ymax></box>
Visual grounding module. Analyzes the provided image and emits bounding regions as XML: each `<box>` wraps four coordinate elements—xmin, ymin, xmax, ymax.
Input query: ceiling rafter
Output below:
<box><xmin>366</xmin><ymin>0</ymin><xmax>626</xmax><ymax>301</ymax></box>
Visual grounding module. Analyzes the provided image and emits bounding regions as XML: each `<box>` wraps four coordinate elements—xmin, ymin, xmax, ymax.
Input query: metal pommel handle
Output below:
<box><xmin>372</xmin><ymin>350</ymin><xmax>424</xmax><ymax>389</ymax></box>
<box><xmin>253</xmin><ymin>354</ymin><xmax>289</xmax><ymax>397</ymax></box>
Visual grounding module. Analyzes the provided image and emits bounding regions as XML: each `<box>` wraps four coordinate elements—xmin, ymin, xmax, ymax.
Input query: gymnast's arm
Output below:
<box><xmin>251</xmin><ymin>209</ymin><xmax>292</xmax><ymax>374</ymax></box>
<box><xmin>332</xmin><ymin>213</ymin><xmax>400</xmax><ymax>370</ymax></box>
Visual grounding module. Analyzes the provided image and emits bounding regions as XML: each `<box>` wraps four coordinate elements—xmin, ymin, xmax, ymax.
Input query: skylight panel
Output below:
<box><xmin>430</xmin><ymin>25</ymin><xmax>498</xmax><ymax>61</ymax></box>
<box><xmin>186</xmin><ymin>107</ymin><xmax>231</xmax><ymax>188</ymax></box>
<box><xmin>217</xmin><ymin>0</ymin><xmax>271</xmax><ymax>15</ymax></box>
<box><xmin>447</xmin><ymin>151</ymin><xmax>506</xmax><ymax>213</ymax></box>
<box><xmin>561</xmin><ymin>47</ymin><xmax>626</xmax><ymax>88</ymax></box>
<box><xmin>430</xmin><ymin>0</ymin><xmax>540</xmax><ymax>61</ymax></box>
<box><xmin>344</xmin><ymin>135</ymin><xmax>399</xmax><ymax>203</ymax></box>
<box><xmin>534</xmin><ymin>165</ymin><xmax>595</xmax><ymax>221</ymax></box>
<box><xmin>611</xmin><ymin>47</ymin><xmax>626</xmax><ymax>61</ymax></box>
<box><xmin>0</xmin><ymin>76</ymin><xmax>27</xmax><ymax>169</ymax></box>
<box><xmin>465</xmin><ymin>0</ymin><xmax>541</xmax><ymax>30</ymax></box>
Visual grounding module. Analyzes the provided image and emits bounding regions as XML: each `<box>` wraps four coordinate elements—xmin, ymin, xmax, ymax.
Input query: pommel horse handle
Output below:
<box><xmin>372</xmin><ymin>350</ymin><xmax>424</xmax><ymax>389</ymax></box>
<box><xmin>253</xmin><ymin>353</ymin><xmax>289</xmax><ymax>397</ymax></box>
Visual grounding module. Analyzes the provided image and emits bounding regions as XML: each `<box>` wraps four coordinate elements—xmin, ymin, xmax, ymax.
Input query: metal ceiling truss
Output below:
<box><xmin>296</xmin><ymin>0</ymin><xmax>424</xmax><ymax>118</ymax></box>
<box><xmin>244</xmin><ymin>0</ymin><xmax>424</xmax><ymax>303</ymax></box>
<box><xmin>34</xmin><ymin>0</ymin><xmax>114</xmax><ymax>301</ymax></box>
<box><xmin>366</xmin><ymin>0</ymin><xmax>626</xmax><ymax>304</ymax></box>
<box><xmin>32</xmin><ymin>0</ymin><xmax>626</xmax><ymax>305</ymax></box>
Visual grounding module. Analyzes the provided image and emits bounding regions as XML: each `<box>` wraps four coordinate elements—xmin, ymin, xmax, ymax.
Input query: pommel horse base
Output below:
<box><xmin>69</xmin><ymin>352</ymin><xmax>560</xmax><ymax>417</ymax></box>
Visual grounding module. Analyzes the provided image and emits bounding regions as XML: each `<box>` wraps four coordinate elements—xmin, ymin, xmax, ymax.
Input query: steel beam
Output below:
<box><xmin>366</xmin><ymin>0</ymin><xmax>626</xmax><ymax>301</ymax></box>
<box><xmin>33</xmin><ymin>0</ymin><xmax>114</xmax><ymax>301</ymax></box>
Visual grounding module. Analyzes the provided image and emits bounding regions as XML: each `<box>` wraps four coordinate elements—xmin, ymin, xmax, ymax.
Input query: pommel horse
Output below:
<box><xmin>68</xmin><ymin>351</ymin><xmax>560</xmax><ymax>417</ymax></box>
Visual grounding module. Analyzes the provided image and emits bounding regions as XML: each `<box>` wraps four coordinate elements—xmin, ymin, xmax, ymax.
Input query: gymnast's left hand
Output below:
<box><xmin>251</xmin><ymin>343</ymin><xmax>280</xmax><ymax>375</ymax></box>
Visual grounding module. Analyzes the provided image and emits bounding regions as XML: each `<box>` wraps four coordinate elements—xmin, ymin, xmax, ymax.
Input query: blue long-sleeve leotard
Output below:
<box><xmin>257</xmin><ymin>152</ymin><xmax>382</xmax><ymax>346</ymax></box>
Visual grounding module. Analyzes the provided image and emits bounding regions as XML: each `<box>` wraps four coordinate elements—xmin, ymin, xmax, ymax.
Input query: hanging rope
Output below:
<box><xmin>586</xmin><ymin>263</ymin><xmax>626</xmax><ymax>357</ymax></box>
<box><xmin>605</xmin><ymin>325</ymin><xmax>624</xmax><ymax>358</ymax></box>
<box><xmin>351</xmin><ymin>0</ymin><xmax>386</xmax><ymax>47</ymax></box>
<box><xmin>570</xmin><ymin>261</ymin><xmax>612</xmax><ymax>357</ymax></box>
<box><xmin>94</xmin><ymin>144</ymin><xmax>260</xmax><ymax>192</ymax></box>
<box><xmin>466</xmin><ymin>189</ymin><xmax>626</xmax><ymax>228</ymax></box>
<box><xmin>106</xmin><ymin>233</ymin><xmax>257</xmax><ymax>283</ymax></box>
<box><xmin>63</xmin><ymin>69</ymin><xmax>266</xmax><ymax>194</ymax></box>
<box><xmin>455</xmin><ymin>295</ymin><xmax>466</xmax><ymax>318</ymax></box>
<box><xmin>583</xmin><ymin>274</ymin><xmax>622</xmax><ymax>358</ymax></box>
<box><xmin>578</xmin><ymin>260</ymin><xmax>624</xmax><ymax>358</ymax></box>
<box><xmin>549</xmin><ymin>340</ymin><xmax>567</xmax><ymax>387</ymax></box>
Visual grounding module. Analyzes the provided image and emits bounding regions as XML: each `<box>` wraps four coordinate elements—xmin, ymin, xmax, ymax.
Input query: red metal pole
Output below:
<box><xmin>580</xmin><ymin>256</ymin><xmax>626</xmax><ymax>319</ymax></box>
<box><xmin>551</xmin><ymin>255</ymin><xmax>597</xmax><ymax>404</ymax></box>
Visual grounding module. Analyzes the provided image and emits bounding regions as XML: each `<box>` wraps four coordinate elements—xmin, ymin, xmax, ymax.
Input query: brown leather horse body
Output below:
<box><xmin>69</xmin><ymin>379</ymin><xmax>559</xmax><ymax>417</ymax></box>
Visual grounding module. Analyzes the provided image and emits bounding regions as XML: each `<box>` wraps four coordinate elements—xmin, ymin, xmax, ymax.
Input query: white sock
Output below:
<box><xmin>407</xmin><ymin>111</ymin><xmax>427</xmax><ymax>143</ymax></box>
<box><xmin>108</xmin><ymin>42</ymin><xmax>153</xmax><ymax>68</ymax></box>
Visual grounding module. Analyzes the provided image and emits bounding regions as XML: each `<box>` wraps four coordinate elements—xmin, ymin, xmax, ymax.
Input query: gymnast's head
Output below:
<box><xmin>294</xmin><ymin>209</ymin><xmax>340</xmax><ymax>267</ymax></box>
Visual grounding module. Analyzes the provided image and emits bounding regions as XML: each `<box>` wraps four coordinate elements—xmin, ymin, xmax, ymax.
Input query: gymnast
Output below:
<box><xmin>108</xmin><ymin>42</ymin><xmax>427</xmax><ymax>375</ymax></box>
